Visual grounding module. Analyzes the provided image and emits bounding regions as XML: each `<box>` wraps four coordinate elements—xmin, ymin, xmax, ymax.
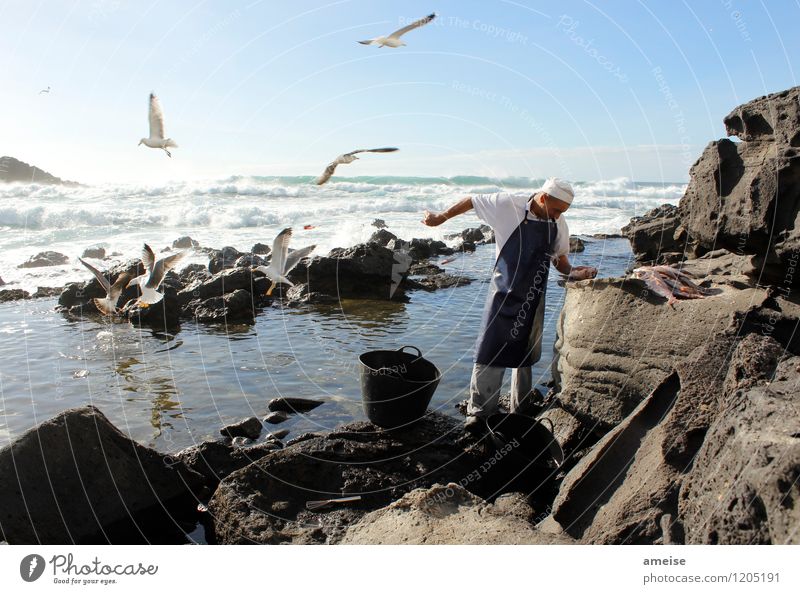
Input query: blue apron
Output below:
<box><xmin>474</xmin><ymin>209</ymin><xmax>556</xmax><ymax>368</ymax></box>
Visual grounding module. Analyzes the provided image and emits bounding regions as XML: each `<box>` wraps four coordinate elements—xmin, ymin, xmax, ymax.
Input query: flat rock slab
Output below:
<box><xmin>0</xmin><ymin>406</ymin><xmax>204</xmax><ymax>544</ymax></box>
<box><xmin>267</xmin><ymin>397</ymin><xmax>325</xmax><ymax>413</ymax></box>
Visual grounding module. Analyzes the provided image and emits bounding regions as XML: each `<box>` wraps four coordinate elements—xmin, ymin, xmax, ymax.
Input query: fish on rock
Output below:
<box><xmin>631</xmin><ymin>265</ymin><xmax>710</xmax><ymax>307</ymax></box>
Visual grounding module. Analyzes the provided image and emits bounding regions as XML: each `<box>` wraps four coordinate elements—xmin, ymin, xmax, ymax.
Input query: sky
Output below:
<box><xmin>0</xmin><ymin>0</ymin><xmax>798</xmax><ymax>184</ymax></box>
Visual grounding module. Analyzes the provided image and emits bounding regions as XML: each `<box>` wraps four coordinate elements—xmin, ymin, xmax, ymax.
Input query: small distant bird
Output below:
<box><xmin>138</xmin><ymin>93</ymin><xmax>178</xmax><ymax>157</ymax></box>
<box><xmin>254</xmin><ymin>228</ymin><xmax>316</xmax><ymax>296</ymax></box>
<box><xmin>38</xmin><ymin>86</ymin><xmax>50</xmax><ymax>94</ymax></box>
<box><xmin>358</xmin><ymin>12</ymin><xmax>436</xmax><ymax>47</ymax></box>
<box><xmin>127</xmin><ymin>244</ymin><xmax>187</xmax><ymax>307</ymax></box>
<box><xmin>315</xmin><ymin>147</ymin><xmax>399</xmax><ymax>185</ymax></box>
<box><xmin>78</xmin><ymin>258</ymin><xmax>132</xmax><ymax>315</ymax></box>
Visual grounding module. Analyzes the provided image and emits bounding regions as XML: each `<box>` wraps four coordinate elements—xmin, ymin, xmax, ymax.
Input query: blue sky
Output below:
<box><xmin>1</xmin><ymin>0</ymin><xmax>797</xmax><ymax>184</ymax></box>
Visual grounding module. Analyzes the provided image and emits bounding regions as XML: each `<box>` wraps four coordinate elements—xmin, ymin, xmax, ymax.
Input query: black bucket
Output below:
<box><xmin>481</xmin><ymin>413</ymin><xmax>564</xmax><ymax>495</ymax></box>
<box><xmin>358</xmin><ymin>345</ymin><xmax>441</xmax><ymax>429</ymax></box>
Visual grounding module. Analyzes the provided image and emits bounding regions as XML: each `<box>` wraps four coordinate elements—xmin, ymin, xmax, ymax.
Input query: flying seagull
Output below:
<box><xmin>127</xmin><ymin>244</ymin><xmax>187</xmax><ymax>307</ymax></box>
<box><xmin>358</xmin><ymin>12</ymin><xmax>436</xmax><ymax>47</ymax></box>
<box><xmin>78</xmin><ymin>258</ymin><xmax>133</xmax><ymax>315</ymax></box>
<box><xmin>254</xmin><ymin>228</ymin><xmax>316</xmax><ymax>296</ymax></box>
<box><xmin>39</xmin><ymin>86</ymin><xmax>50</xmax><ymax>94</ymax></box>
<box><xmin>315</xmin><ymin>147</ymin><xmax>399</xmax><ymax>185</ymax></box>
<box><xmin>139</xmin><ymin>93</ymin><xmax>178</xmax><ymax>157</ymax></box>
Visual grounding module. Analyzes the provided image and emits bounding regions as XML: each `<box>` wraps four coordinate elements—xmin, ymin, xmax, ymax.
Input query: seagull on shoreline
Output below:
<box><xmin>78</xmin><ymin>258</ymin><xmax>132</xmax><ymax>315</ymax></box>
<box><xmin>127</xmin><ymin>244</ymin><xmax>187</xmax><ymax>307</ymax></box>
<box><xmin>315</xmin><ymin>147</ymin><xmax>399</xmax><ymax>185</ymax></box>
<box><xmin>254</xmin><ymin>228</ymin><xmax>316</xmax><ymax>296</ymax></box>
<box><xmin>139</xmin><ymin>93</ymin><xmax>178</xmax><ymax>157</ymax></box>
<box><xmin>358</xmin><ymin>13</ymin><xmax>436</xmax><ymax>47</ymax></box>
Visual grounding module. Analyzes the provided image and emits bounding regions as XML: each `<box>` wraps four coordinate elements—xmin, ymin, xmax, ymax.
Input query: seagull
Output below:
<box><xmin>127</xmin><ymin>244</ymin><xmax>187</xmax><ymax>307</ymax></box>
<box><xmin>358</xmin><ymin>12</ymin><xmax>436</xmax><ymax>47</ymax></box>
<box><xmin>138</xmin><ymin>93</ymin><xmax>178</xmax><ymax>157</ymax></box>
<box><xmin>38</xmin><ymin>86</ymin><xmax>50</xmax><ymax>94</ymax></box>
<box><xmin>78</xmin><ymin>258</ymin><xmax>133</xmax><ymax>315</ymax></box>
<box><xmin>315</xmin><ymin>147</ymin><xmax>399</xmax><ymax>185</ymax></box>
<box><xmin>254</xmin><ymin>228</ymin><xmax>316</xmax><ymax>296</ymax></box>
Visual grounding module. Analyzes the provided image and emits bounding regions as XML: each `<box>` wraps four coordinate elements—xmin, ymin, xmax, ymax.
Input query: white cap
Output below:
<box><xmin>541</xmin><ymin>177</ymin><xmax>574</xmax><ymax>205</ymax></box>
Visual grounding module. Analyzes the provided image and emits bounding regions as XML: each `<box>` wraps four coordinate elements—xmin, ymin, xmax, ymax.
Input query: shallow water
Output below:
<box><xmin>0</xmin><ymin>238</ymin><xmax>633</xmax><ymax>452</ymax></box>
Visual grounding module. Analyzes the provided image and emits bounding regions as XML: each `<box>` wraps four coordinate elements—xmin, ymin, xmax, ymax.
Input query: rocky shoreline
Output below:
<box><xmin>1</xmin><ymin>87</ymin><xmax>799</xmax><ymax>545</ymax></box>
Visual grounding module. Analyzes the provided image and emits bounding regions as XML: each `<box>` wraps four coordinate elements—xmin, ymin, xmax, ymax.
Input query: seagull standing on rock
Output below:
<box><xmin>139</xmin><ymin>93</ymin><xmax>178</xmax><ymax>157</ymax></box>
<box><xmin>358</xmin><ymin>12</ymin><xmax>436</xmax><ymax>47</ymax></box>
<box><xmin>127</xmin><ymin>244</ymin><xmax>187</xmax><ymax>307</ymax></box>
<box><xmin>254</xmin><ymin>228</ymin><xmax>316</xmax><ymax>296</ymax></box>
<box><xmin>315</xmin><ymin>147</ymin><xmax>399</xmax><ymax>185</ymax></box>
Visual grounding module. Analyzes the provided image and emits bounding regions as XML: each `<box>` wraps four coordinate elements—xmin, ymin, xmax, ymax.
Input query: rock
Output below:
<box><xmin>18</xmin><ymin>250</ymin><xmax>69</xmax><ymax>268</ymax></box>
<box><xmin>266</xmin><ymin>429</ymin><xmax>290</xmax><ymax>441</ymax></box>
<box><xmin>0</xmin><ymin>276</ymin><xmax>4</xmax><ymax>286</ymax></box>
<box><xmin>537</xmin><ymin>406</ymin><xmax>586</xmax><ymax>454</ymax></box>
<box><xmin>231</xmin><ymin>436</ymin><xmax>252</xmax><ymax>447</ymax></box>
<box><xmin>406</xmin><ymin>273</ymin><xmax>472</xmax><ymax>291</ymax></box>
<box><xmin>454</xmin><ymin>239</ymin><xmax>476</xmax><ymax>252</ymax></box>
<box><xmin>234</xmin><ymin>254</ymin><xmax>266</xmax><ymax>268</ymax></box>
<box><xmin>267</xmin><ymin>397</ymin><xmax>325</xmax><ymax>413</ymax></box>
<box><xmin>621</xmin><ymin>204</ymin><xmax>685</xmax><ymax>264</ymax></box>
<box><xmin>251</xmin><ymin>242</ymin><xmax>271</xmax><ymax>255</ymax></box>
<box><xmin>81</xmin><ymin>246</ymin><xmax>106</xmax><ymax>259</ymax></box>
<box><xmin>0</xmin><ymin>406</ymin><xmax>203</xmax><ymax>544</ymax></box>
<box><xmin>591</xmin><ymin>233</ymin><xmax>626</xmax><ymax>239</ymax></box>
<box><xmin>371</xmin><ymin>218</ymin><xmax>387</xmax><ymax>229</ymax></box>
<box><xmin>175</xmin><ymin>439</ymin><xmax>282</xmax><ymax>491</ymax></box>
<box><xmin>178</xmin><ymin>267</ymin><xmax>261</xmax><ymax>306</ymax></box>
<box><xmin>340</xmin><ymin>484</ymin><xmax>572</xmax><ymax>544</ymax></box>
<box><xmin>407</xmin><ymin>238</ymin><xmax>454</xmax><ymax>261</ymax></box>
<box><xmin>479</xmin><ymin>224</ymin><xmax>495</xmax><ymax>244</ymax></box>
<box><xmin>569</xmin><ymin>236</ymin><xmax>585</xmax><ymax>253</ymax></box>
<box><xmin>553</xmin><ymin>276</ymin><xmax>769</xmax><ymax>429</ymax></box>
<box><xmin>0</xmin><ymin>156</ymin><xmax>79</xmax><ymax>186</ymax></box>
<box><xmin>287</xmin><ymin>243</ymin><xmax>410</xmax><ymax>302</ymax></box>
<box><xmin>368</xmin><ymin>229</ymin><xmax>398</xmax><ymax>247</ymax></box>
<box><xmin>208</xmin><ymin>246</ymin><xmax>243</xmax><ymax>274</ymax></box>
<box><xmin>723</xmin><ymin>85</ymin><xmax>800</xmax><ymax>145</ymax></box>
<box><xmin>207</xmin><ymin>413</ymin><xmax>492</xmax><ymax>544</ymax></box>
<box><xmin>220</xmin><ymin>417</ymin><xmax>263</xmax><ymax>440</ymax></box>
<box><xmin>32</xmin><ymin>287</ymin><xmax>61</xmax><ymax>298</ymax></box>
<box><xmin>192</xmin><ymin>289</ymin><xmax>256</xmax><ymax>324</ymax></box>
<box><xmin>0</xmin><ymin>289</ymin><xmax>29</xmax><ymax>302</ymax></box>
<box><xmin>172</xmin><ymin>236</ymin><xmax>199</xmax><ymax>249</ymax></box>
<box><xmin>409</xmin><ymin>262</ymin><xmax>442</xmax><ymax>275</ymax></box>
<box><xmin>178</xmin><ymin>263</ymin><xmax>210</xmax><ymax>285</ymax></box>
<box><xmin>263</xmin><ymin>411</ymin><xmax>289</xmax><ymax>424</ymax></box>
<box><xmin>122</xmin><ymin>287</ymin><xmax>181</xmax><ymax>329</ymax></box>
<box><xmin>58</xmin><ymin>259</ymin><xmax>144</xmax><ymax>313</ymax></box>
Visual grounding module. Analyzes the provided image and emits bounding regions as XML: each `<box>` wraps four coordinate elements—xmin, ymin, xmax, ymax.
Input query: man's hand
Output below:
<box><xmin>421</xmin><ymin>210</ymin><xmax>447</xmax><ymax>227</ymax></box>
<box><xmin>565</xmin><ymin>265</ymin><xmax>598</xmax><ymax>281</ymax></box>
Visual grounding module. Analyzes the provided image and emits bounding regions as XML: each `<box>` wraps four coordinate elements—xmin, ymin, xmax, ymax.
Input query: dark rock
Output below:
<box><xmin>479</xmin><ymin>224</ymin><xmax>495</xmax><ymax>244</ymax></box>
<box><xmin>266</xmin><ymin>429</ymin><xmax>290</xmax><ymax>441</ymax></box>
<box><xmin>172</xmin><ymin>236</ymin><xmax>199</xmax><ymax>249</ymax></box>
<box><xmin>178</xmin><ymin>267</ymin><xmax>258</xmax><ymax>305</ymax></box>
<box><xmin>569</xmin><ymin>236</ymin><xmax>585</xmax><ymax>253</ymax></box>
<box><xmin>409</xmin><ymin>262</ymin><xmax>442</xmax><ymax>275</ymax></box>
<box><xmin>175</xmin><ymin>439</ymin><xmax>281</xmax><ymax>491</ymax></box>
<box><xmin>372</xmin><ymin>218</ymin><xmax>387</xmax><ymax>229</ymax></box>
<box><xmin>0</xmin><ymin>289</ymin><xmax>29</xmax><ymax>302</ymax></box>
<box><xmin>251</xmin><ymin>242</ymin><xmax>271</xmax><ymax>255</ymax></box>
<box><xmin>179</xmin><ymin>263</ymin><xmax>210</xmax><ymax>285</ymax></box>
<box><xmin>621</xmin><ymin>204</ymin><xmax>685</xmax><ymax>264</ymax></box>
<box><xmin>122</xmin><ymin>287</ymin><xmax>181</xmax><ymax>329</ymax></box>
<box><xmin>0</xmin><ymin>156</ymin><xmax>79</xmax><ymax>186</ymax></box>
<box><xmin>208</xmin><ymin>246</ymin><xmax>243</xmax><ymax>274</ymax></box>
<box><xmin>0</xmin><ymin>406</ymin><xmax>203</xmax><ymax>544</ymax></box>
<box><xmin>220</xmin><ymin>416</ymin><xmax>263</xmax><ymax>440</ymax></box>
<box><xmin>0</xmin><ymin>276</ymin><xmax>4</xmax><ymax>286</ymax></box>
<box><xmin>234</xmin><ymin>254</ymin><xmax>266</xmax><ymax>268</ymax></box>
<box><xmin>591</xmin><ymin>233</ymin><xmax>626</xmax><ymax>239</ymax></box>
<box><xmin>368</xmin><ymin>229</ymin><xmax>398</xmax><ymax>247</ymax></box>
<box><xmin>32</xmin><ymin>287</ymin><xmax>61</xmax><ymax>298</ymax></box>
<box><xmin>81</xmin><ymin>246</ymin><xmax>106</xmax><ymax>259</ymax></box>
<box><xmin>191</xmin><ymin>289</ymin><xmax>256</xmax><ymax>323</ymax></box>
<box><xmin>263</xmin><ymin>411</ymin><xmax>290</xmax><ymax>424</ymax></box>
<box><xmin>267</xmin><ymin>397</ymin><xmax>325</xmax><ymax>413</ymax></box>
<box><xmin>454</xmin><ymin>239</ymin><xmax>476</xmax><ymax>252</ymax></box>
<box><xmin>58</xmin><ymin>259</ymin><xmax>144</xmax><ymax>313</ymax></box>
<box><xmin>18</xmin><ymin>250</ymin><xmax>69</xmax><ymax>268</ymax></box>
<box><xmin>406</xmin><ymin>273</ymin><xmax>472</xmax><ymax>291</ymax></box>
<box><xmin>407</xmin><ymin>238</ymin><xmax>454</xmax><ymax>261</ymax></box>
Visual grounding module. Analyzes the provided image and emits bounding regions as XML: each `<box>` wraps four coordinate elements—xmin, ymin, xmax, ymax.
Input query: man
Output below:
<box><xmin>421</xmin><ymin>178</ymin><xmax>597</xmax><ymax>433</ymax></box>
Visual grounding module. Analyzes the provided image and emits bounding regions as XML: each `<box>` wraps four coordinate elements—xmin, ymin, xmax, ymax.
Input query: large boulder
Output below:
<box><xmin>18</xmin><ymin>251</ymin><xmax>69</xmax><ymax>268</ymax></box>
<box><xmin>58</xmin><ymin>259</ymin><xmax>144</xmax><ymax>314</ymax></box>
<box><xmin>552</xmin><ymin>276</ymin><xmax>768</xmax><ymax>429</ymax></box>
<box><xmin>208</xmin><ymin>246</ymin><xmax>243</xmax><ymax>274</ymax></box>
<box><xmin>723</xmin><ymin>85</ymin><xmax>800</xmax><ymax>145</ymax></box>
<box><xmin>191</xmin><ymin>289</ymin><xmax>256</xmax><ymax>324</ymax></box>
<box><xmin>0</xmin><ymin>406</ymin><xmax>204</xmax><ymax>544</ymax></box>
<box><xmin>621</xmin><ymin>204</ymin><xmax>685</xmax><ymax>264</ymax></box>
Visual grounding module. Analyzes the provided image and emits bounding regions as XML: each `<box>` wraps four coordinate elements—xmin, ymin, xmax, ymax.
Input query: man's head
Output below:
<box><xmin>537</xmin><ymin>177</ymin><xmax>574</xmax><ymax>219</ymax></box>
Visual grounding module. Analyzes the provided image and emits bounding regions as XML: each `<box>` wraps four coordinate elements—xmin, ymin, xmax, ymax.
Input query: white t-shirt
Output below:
<box><xmin>471</xmin><ymin>192</ymin><xmax>570</xmax><ymax>265</ymax></box>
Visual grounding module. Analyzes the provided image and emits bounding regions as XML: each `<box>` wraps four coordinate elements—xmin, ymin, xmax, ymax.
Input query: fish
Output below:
<box><xmin>633</xmin><ymin>268</ymin><xmax>677</xmax><ymax>306</ymax></box>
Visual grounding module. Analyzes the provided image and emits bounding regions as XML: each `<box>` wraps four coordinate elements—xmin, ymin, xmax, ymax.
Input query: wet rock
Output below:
<box><xmin>251</xmin><ymin>242</ymin><xmax>271</xmax><ymax>255</ymax></box>
<box><xmin>266</xmin><ymin>429</ymin><xmax>290</xmax><ymax>441</ymax></box>
<box><xmin>267</xmin><ymin>397</ymin><xmax>325</xmax><ymax>413</ymax></box>
<box><xmin>0</xmin><ymin>405</ymin><xmax>203</xmax><ymax>544</ymax></box>
<box><xmin>407</xmin><ymin>238</ymin><xmax>454</xmax><ymax>261</ymax></box>
<box><xmin>192</xmin><ymin>289</ymin><xmax>256</xmax><ymax>324</ymax></box>
<box><xmin>32</xmin><ymin>287</ymin><xmax>61</xmax><ymax>298</ymax></box>
<box><xmin>478</xmin><ymin>224</ymin><xmax>495</xmax><ymax>244</ymax></box>
<box><xmin>179</xmin><ymin>263</ymin><xmax>210</xmax><ymax>285</ymax></box>
<box><xmin>406</xmin><ymin>273</ymin><xmax>472</xmax><ymax>291</ymax></box>
<box><xmin>18</xmin><ymin>250</ymin><xmax>69</xmax><ymax>268</ymax></box>
<box><xmin>208</xmin><ymin>246</ymin><xmax>243</xmax><ymax>274</ymax></box>
<box><xmin>368</xmin><ymin>229</ymin><xmax>398</xmax><ymax>247</ymax></box>
<box><xmin>178</xmin><ymin>267</ymin><xmax>261</xmax><ymax>306</ymax></box>
<box><xmin>0</xmin><ymin>289</ymin><xmax>29</xmax><ymax>302</ymax></box>
<box><xmin>220</xmin><ymin>417</ymin><xmax>263</xmax><ymax>440</ymax></box>
<box><xmin>621</xmin><ymin>204</ymin><xmax>685</xmax><ymax>264</ymax></box>
<box><xmin>58</xmin><ymin>259</ymin><xmax>144</xmax><ymax>313</ymax></box>
<box><xmin>234</xmin><ymin>254</ymin><xmax>266</xmax><ymax>268</ymax></box>
<box><xmin>372</xmin><ymin>218</ymin><xmax>387</xmax><ymax>229</ymax></box>
<box><xmin>409</xmin><ymin>262</ymin><xmax>442</xmax><ymax>275</ymax></box>
<box><xmin>81</xmin><ymin>246</ymin><xmax>106</xmax><ymax>259</ymax></box>
<box><xmin>263</xmin><ymin>411</ymin><xmax>289</xmax><ymax>424</ymax></box>
<box><xmin>122</xmin><ymin>287</ymin><xmax>181</xmax><ymax>329</ymax></box>
<box><xmin>341</xmin><ymin>484</ymin><xmax>573</xmax><ymax>544</ymax></box>
<box><xmin>569</xmin><ymin>236</ymin><xmax>585</xmax><ymax>253</ymax></box>
<box><xmin>176</xmin><ymin>439</ymin><xmax>282</xmax><ymax>491</ymax></box>
<box><xmin>173</xmin><ymin>236</ymin><xmax>200</xmax><ymax>249</ymax></box>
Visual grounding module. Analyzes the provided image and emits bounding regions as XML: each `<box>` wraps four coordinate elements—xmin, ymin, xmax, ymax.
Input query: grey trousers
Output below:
<box><xmin>467</xmin><ymin>295</ymin><xmax>545</xmax><ymax>418</ymax></box>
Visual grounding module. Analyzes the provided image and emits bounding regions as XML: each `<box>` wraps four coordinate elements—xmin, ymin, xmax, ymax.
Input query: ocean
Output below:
<box><xmin>0</xmin><ymin>176</ymin><xmax>684</xmax><ymax>451</ymax></box>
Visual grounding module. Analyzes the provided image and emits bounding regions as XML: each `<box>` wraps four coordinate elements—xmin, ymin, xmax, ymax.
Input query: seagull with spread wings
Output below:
<box><xmin>127</xmin><ymin>244</ymin><xmax>187</xmax><ymax>307</ymax></box>
<box><xmin>138</xmin><ymin>93</ymin><xmax>178</xmax><ymax>157</ymax></box>
<box><xmin>358</xmin><ymin>12</ymin><xmax>436</xmax><ymax>47</ymax></box>
<box><xmin>254</xmin><ymin>228</ymin><xmax>316</xmax><ymax>296</ymax></box>
<box><xmin>315</xmin><ymin>147</ymin><xmax>399</xmax><ymax>185</ymax></box>
<box><xmin>78</xmin><ymin>258</ymin><xmax>133</xmax><ymax>315</ymax></box>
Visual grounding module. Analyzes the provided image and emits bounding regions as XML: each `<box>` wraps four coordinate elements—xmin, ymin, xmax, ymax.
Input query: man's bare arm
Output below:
<box><xmin>555</xmin><ymin>254</ymin><xmax>598</xmax><ymax>280</ymax></box>
<box><xmin>422</xmin><ymin>197</ymin><xmax>473</xmax><ymax>227</ymax></box>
